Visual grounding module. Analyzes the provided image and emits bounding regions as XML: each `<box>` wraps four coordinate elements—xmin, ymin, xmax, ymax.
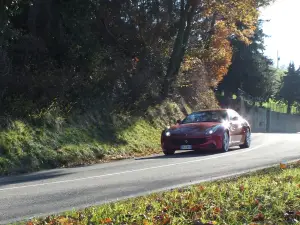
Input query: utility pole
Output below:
<box><xmin>277</xmin><ymin>50</ymin><xmax>280</xmax><ymax>69</ymax></box>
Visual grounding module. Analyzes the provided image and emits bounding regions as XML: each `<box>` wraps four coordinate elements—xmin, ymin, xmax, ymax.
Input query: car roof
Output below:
<box><xmin>192</xmin><ymin>108</ymin><xmax>230</xmax><ymax>113</ymax></box>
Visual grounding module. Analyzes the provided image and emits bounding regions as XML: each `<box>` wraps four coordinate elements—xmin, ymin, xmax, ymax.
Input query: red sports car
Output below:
<box><xmin>161</xmin><ymin>109</ymin><xmax>251</xmax><ymax>155</ymax></box>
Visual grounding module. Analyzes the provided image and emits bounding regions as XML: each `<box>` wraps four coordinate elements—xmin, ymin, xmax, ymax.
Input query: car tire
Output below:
<box><xmin>163</xmin><ymin>149</ymin><xmax>175</xmax><ymax>156</ymax></box>
<box><xmin>240</xmin><ymin>127</ymin><xmax>251</xmax><ymax>149</ymax></box>
<box><xmin>221</xmin><ymin>131</ymin><xmax>230</xmax><ymax>152</ymax></box>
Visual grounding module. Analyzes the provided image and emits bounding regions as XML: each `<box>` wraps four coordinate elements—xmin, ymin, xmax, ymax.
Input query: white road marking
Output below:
<box><xmin>0</xmin><ymin>142</ymin><xmax>268</xmax><ymax>192</ymax></box>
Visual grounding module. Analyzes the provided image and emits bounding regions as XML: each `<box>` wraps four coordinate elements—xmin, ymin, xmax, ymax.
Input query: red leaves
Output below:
<box><xmin>252</xmin><ymin>213</ymin><xmax>265</xmax><ymax>222</ymax></box>
<box><xmin>100</xmin><ymin>217</ymin><xmax>113</xmax><ymax>224</ymax></box>
<box><xmin>213</xmin><ymin>207</ymin><xmax>221</xmax><ymax>214</ymax></box>
<box><xmin>239</xmin><ymin>185</ymin><xmax>245</xmax><ymax>192</ymax></box>
<box><xmin>190</xmin><ymin>204</ymin><xmax>204</xmax><ymax>212</ymax></box>
<box><xmin>198</xmin><ymin>185</ymin><xmax>205</xmax><ymax>191</ymax></box>
<box><xmin>153</xmin><ymin>214</ymin><xmax>171</xmax><ymax>225</ymax></box>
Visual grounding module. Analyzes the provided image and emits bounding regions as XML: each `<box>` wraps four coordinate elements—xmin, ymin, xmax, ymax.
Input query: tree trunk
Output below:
<box><xmin>161</xmin><ymin>0</ymin><xmax>195</xmax><ymax>97</ymax></box>
<box><xmin>287</xmin><ymin>100</ymin><xmax>292</xmax><ymax>114</ymax></box>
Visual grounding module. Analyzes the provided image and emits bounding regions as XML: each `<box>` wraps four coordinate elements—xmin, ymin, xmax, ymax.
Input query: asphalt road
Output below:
<box><xmin>1</xmin><ymin>133</ymin><xmax>300</xmax><ymax>224</ymax></box>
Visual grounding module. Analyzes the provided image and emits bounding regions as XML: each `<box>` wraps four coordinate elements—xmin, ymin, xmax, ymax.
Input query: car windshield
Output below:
<box><xmin>181</xmin><ymin>111</ymin><xmax>228</xmax><ymax>124</ymax></box>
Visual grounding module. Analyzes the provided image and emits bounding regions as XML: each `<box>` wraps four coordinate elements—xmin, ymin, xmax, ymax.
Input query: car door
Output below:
<box><xmin>228</xmin><ymin>110</ymin><xmax>243</xmax><ymax>144</ymax></box>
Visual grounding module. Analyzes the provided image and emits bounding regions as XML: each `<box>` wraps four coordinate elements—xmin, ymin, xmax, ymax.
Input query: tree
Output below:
<box><xmin>278</xmin><ymin>62</ymin><xmax>300</xmax><ymax>114</ymax></box>
<box><xmin>0</xmin><ymin>0</ymin><xmax>275</xmax><ymax>117</ymax></box>
<box><xmin>218</xmin><ymin>19</ymin><xmax>277</xmax><ymax>102</ymax></box>
<box><xmin>162</xmin><ymin>0</ymin><xmax>274</xmax><ymax>97</ymax></box>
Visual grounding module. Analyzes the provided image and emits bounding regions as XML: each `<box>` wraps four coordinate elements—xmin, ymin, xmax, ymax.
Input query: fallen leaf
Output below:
<box><xmin>252</xmin><ymin>213</ymin><xmax>264</xmax><ymax>222</ymax></box>
<box><xmin>280</xmin><ymin>163</ymin><xmax>287</xmax><ymax>169</ymax></box>
<box><xmin>214</xmin><ymin>207</ymin><xmax>221</xmax><ymax>214</ymax></box>
<box><xmin>190</xmin><ymin>204</ymin><xmax>204</xmax><ymax>212</ymax></box>
<box><xmin>143</xmin><ymin>219</ymin><xmax>150</xmax><ymax>225</ymax></box>
<box><xmin>199</xmin><ymin>185</ymin><xmax>205</xmax><ymax>191</ymax></box>
<box><xmin>163</xmin><ymin>216</ymin><xmax>171</xmax><ymax>225</ymax></box>
<box><xmin>100</xmin><ymin>217</ymin><xmax>112</xmax><ymax>224</ymax></box>
<box><xmin>162</xmin><ymin>206</ymin><xmax>169</xmax><ymax>212</ymax></box>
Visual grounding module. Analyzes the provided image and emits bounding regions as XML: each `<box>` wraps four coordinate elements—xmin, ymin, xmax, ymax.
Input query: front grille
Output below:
<box><xmin>171</xmin><ymin>138</ymin><xmax>207</xmax><ymax>146</ymax></box>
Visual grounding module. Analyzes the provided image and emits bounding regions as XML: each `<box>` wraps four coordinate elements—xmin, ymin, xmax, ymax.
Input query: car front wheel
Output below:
<box><xmin>240</xmin><ymin>127</ymin><xmax>251</xmax><ymax>149</ymax></box>
<box><xmin>221</xmin><ymin>131</ymin><xmax>230</xmax><ymax>152</ymax></box>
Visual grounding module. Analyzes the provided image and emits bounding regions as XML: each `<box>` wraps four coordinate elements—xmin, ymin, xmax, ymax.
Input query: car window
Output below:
<box><xmin>228</xmin><ymin>110</ymin><xmax>240</xmax><ymax>120</ymax></box>
<box><xmin>181</xmin><ymin>110</ymin><xmax>228</xmax><ymax>124</ymax></box>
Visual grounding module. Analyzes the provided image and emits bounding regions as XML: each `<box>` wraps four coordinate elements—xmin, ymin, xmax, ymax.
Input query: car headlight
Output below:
<box><xmin>205</xmin><ymin>125</ymin><xmax>220</xmax><ymax>135</ymax></box>
<box><xmin>165</xmin><ymin>131</ymin><xmax>171</xmax><ymax>137</ymax></box>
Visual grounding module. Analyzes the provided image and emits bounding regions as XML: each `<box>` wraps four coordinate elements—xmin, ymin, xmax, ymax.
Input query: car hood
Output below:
<box><xmin>168</xmin><ymin>122</ymin><xmax>221</xmax><ymax>136</ymax></box>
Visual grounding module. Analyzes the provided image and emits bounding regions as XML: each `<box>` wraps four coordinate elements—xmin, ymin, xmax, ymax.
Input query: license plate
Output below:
<box><xmin>180</xmin><ymin>145</ymin><xmax>192</xmax><ymax>150</ymax></box>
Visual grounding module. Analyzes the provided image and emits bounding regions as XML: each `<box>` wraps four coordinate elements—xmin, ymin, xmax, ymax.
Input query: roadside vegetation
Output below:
<box><xmin>14</xmin><ymin>161</ymin><xmax>300</xmax><ymax>225</ymax></box>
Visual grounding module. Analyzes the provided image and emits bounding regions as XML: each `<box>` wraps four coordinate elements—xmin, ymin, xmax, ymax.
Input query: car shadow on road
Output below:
<box><xmin>135</xmin><ymin>147</ymin><xmax>241</xmax><ymax>160</ymax></box>
<box><xmin>0</xmin><ymin>171</ymin><xmax>73</xmax><ymax>186</ymax></box>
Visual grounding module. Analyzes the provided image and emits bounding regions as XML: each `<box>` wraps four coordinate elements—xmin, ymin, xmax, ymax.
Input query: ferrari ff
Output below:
<box><xmin>161</xmin><ymin>109</ymin><xmax>251</xmax><ymax>155</ymax></box>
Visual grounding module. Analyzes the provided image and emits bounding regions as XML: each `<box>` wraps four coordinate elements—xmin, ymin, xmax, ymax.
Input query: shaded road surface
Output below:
<box><xmin>1</xmin><ymin>133</ymin><xmax>300</xmax><ymax>224</ymax></box>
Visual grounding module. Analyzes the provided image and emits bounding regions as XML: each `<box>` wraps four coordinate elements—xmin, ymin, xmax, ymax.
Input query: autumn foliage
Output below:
<box><xmin>200</xmin><ymin>0</ymin><xmax>259</xmax><ymax>85</ymax></box>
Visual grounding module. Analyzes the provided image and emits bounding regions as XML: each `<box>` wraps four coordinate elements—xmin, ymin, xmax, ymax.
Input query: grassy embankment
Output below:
<box><xmin>229</xmin><ymin>94</ymin><xmax>299</xmax><ymax>114</ymax></box>
<box><xmin>1</xmin><ymin>97</ymin><xmax>216</xmax><ymax>176</ymax></box>
<box><xmin>14</xmin><ymin>161</ymin><xmax>300</xmax><ymax>225</ymax></box>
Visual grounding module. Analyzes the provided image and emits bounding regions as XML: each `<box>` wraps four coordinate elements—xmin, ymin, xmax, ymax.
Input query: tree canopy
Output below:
<box><xmin>278</xmin><ymin>62</ymin><xmax>300</xmax><ymax>113</ymax></box>
<box><xmin>0</xmin><ymin>0</ymin><xmax>275</xmax><ymax>117</ymax></box>
<box><xmin>218</xmin><ymin>19</ymin><xmax>278</xmax><ymax>102</ymax></box>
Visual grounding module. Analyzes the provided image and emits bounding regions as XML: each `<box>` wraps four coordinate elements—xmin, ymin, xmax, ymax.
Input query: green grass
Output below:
<box><xmin>226</xmin><ymin>93</ymin><xmax>299</xmax><ymax>114</ymax></box>
<box><xmin>0</xmin><ymin>100</ymin><xmax>188</xmax><ymax>176</ymax></box>
<box><xmin>15</xmin><ymin>161</ymin><xmax>300</xmax><ymax>225</ymax></box>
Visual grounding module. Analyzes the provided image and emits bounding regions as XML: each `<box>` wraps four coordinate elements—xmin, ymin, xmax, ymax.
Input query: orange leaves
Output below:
<box><xmin>199</xmin><ymin>0</ymin><xmax>259</xmax><ymax>84</ymax></box>
<box><xmin>198</xmin><ymin>185</ymin><xmax>205</xmax><ymax>191</ymax></box>
<box><xmin>202</xmin><ymin>23</ymin><xmax>233</xmax><ymax>84</ymax></box>
<box><xmin>143</xmin><ymin>219</ymin><xmax>151</xmax><ymax>225</ymax></box>
<box><xmin>252</xmin><ymin>213</ymin><xmax>265</xmax><ymax>222</ymax></box>
<box><xmin>100</xmin><ymin>217</ymin><xmax>113</xmax><ymax>224</ymax></box>
<box><xmin>280</xmin><ymin>162</ymin><xmax>287</xmax><ymax>169</ymax></box>
<box><xmin>213</xmin><ymin>207</ymin><xmax>221</xmax><ymax>214</ymax></box>
<box><xmin>239</xmin><ymin>185</ymin><xmax>245</xmax><ymax>192</ymax></box>
<box><xmin>190</xmin><ymin>203</ymin><xmax>204</xmax><ymax>212</ymax></box>
<box><xmin>153</xmin><ymin>213</ymin><xmax>171</xmax><ymax>225</ymax></box>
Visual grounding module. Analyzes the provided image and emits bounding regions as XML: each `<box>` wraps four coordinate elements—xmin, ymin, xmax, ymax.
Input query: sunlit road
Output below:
<box><xmin>0</xmin><ymin>133</ymin><xmax>300</xmax><ymax>224</ymax></box>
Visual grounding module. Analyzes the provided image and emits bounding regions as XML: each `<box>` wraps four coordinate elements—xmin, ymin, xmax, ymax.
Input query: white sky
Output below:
<box><xmin>259</xmin><ymin>0</ymin><xmax>300</xmax><ymax>69</ymax></box>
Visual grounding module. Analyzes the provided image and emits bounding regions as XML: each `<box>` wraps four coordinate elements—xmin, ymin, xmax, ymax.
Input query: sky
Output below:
<box><xmin>259</xmin><ymin>0</ymin><xmax>300</xmax><ymax>69</ymax></box>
